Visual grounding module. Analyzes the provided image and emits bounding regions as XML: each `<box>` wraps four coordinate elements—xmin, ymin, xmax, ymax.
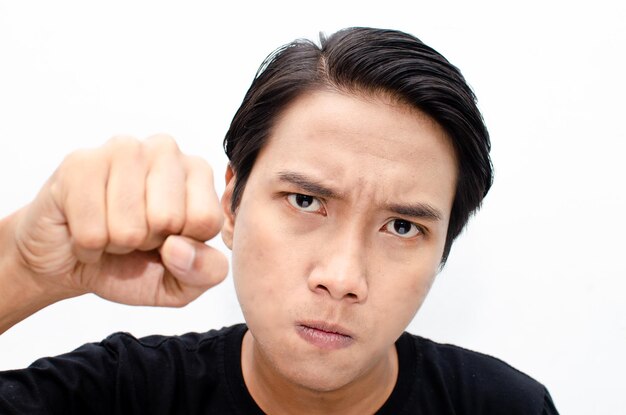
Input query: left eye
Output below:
<box><xmin>287</xmin><ymin>193</ymin><xmax>323</xmax><ymax>213</ymax></box>
<box><xmin>383</xmin><ymin>219</ymin><xmax>421</xmax><ymax>238</ymax></box>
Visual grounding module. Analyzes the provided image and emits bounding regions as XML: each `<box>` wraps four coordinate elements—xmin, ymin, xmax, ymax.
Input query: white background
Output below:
<box><xmin>1</xmin><ymin>1</ymin><xmax>624</xmax><ymax>413</ymax></box>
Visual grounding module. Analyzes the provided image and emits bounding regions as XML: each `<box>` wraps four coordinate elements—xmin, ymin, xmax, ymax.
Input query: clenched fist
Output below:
<box><xmin>7</xmin><ymin>134</ymin><xmax>228</xmax><ymax>314</ymax></box>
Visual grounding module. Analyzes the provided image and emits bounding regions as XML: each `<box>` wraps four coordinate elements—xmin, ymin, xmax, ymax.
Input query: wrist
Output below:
<box><xmin>0</xmin><ymin>209</ymin><xmax>77</xmax><ymax>334</ymax></box>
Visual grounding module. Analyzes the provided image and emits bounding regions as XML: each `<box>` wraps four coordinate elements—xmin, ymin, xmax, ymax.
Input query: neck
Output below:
<box><xmin>241</xmin><ymin>330</ymin><xmax>398</xmax><ymax>415</ymax></box>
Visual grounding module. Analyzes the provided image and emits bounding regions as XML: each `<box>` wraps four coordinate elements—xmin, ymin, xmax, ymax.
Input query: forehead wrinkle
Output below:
<box><xmin>270</xmin><ymin>91</ymin><xmax>454</xmax><ymax>172</ymax></box>
<box><xmin>259</xmin><ymin>90</ymin><xmax>457</xmax><ymax>222</ymax></box>
<box><xmin>302</xmin><ymin>120</ymin><xmax>449</xmax><ymax>171</ymax></box>
<box><xmin>276</xmin><ymin>168</ymin><xmax>445</xmax><ymax>221</ymax></box>
<box><xmin>274</xmin><ymin>168</ymin><xmax>384</xmax><ymax>208</ymax></box>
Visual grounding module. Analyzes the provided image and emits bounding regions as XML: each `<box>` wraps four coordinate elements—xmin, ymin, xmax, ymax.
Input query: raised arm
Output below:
<box><xmin>0</xmin><ymin>134</ymin><xmax>228</xmax><ymax>334</ymax></box>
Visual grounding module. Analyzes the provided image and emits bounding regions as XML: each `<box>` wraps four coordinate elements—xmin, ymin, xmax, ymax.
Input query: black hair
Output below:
<box><xmin>224</xmin><ymin>27</ymin><xmax>493</xmax><ymax>264</ymax></box>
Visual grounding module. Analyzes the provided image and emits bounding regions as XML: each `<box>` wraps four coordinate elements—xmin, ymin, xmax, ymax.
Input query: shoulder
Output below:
<box><xmin>100</xmin><ymin>323</ymin><xmax>246</xmax><ymax>354</ymax></box>
<box><xmin>89</xmin><ymin>324</ymin><xmax>247</xmax><ymax>410</ymax></box>
<box><xmin>401</xmin><ymin>333</ymin><xmax>554</xmax><ymax>414</ymax></box>
<box><xmin>414</xmin><ymin>334</ymin><xmax>543</xmax><ymax>394</ymax></box>
<box><xmin>64</xmin><ymin>323</ymin><xmax>248</xmax><ymax>382</ymax></box>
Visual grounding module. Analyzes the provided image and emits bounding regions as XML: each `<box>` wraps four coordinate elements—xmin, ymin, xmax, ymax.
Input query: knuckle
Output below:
<box><xmin>106</xmin><ymin>136</ymin><xmax>144</xmax><ymax>160</ymax></box>
<box><xmin>73</xmin><ymin>227</ymin><xmax>108</xmax><ymax>251</ymax></box>
<box><xmin>189</xmin><ymin>208</ymin><xmax>223</xmax><ymax>237</ymax></box>
<box><xmin>52</xmin><ymin>149</ymin><xmax>99</xmax><ymax>196</ymax></box>
<box><xmin>145</xmin><ymin>134</ymin><xmax>180</xmax><ymax>154</ymax></box>
<box><xmin>59</xmin><ymin>149</ymin><xmax>93</xmax><ymax>173</ymax></box>
<box><xmin>149</xmin><ymin>211</ymin><xmax>185</xmax><ymax>235</ymax></box>
<box><xmin>186</xmin><ymin>155</ymin><xmax>213</xmax><ymax>175</ymax></box>
<box><xmin>105</xmin><ymin>135</ymin><xmax>140</xmax><ymax>149</ymax></box>
<box><xmin>108</xmin><ymin>227</ymin><xmax>147</xmax><ymax>248</ymax></box>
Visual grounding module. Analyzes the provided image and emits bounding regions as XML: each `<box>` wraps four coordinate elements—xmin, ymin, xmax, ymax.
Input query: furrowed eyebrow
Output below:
<box><xmin>277</xmin><ymin>170</ymin><xmax>443</xmax><ymax>221</ymax></box>
<box><xmin>276</xmin><ymin>171</ymin><xmax>339</xmax><ymax>198</ymax></box>
<box><xmin>386</xmin><ymin>202</ymin><xmax>443</xmax><ymax>221</ymax></box>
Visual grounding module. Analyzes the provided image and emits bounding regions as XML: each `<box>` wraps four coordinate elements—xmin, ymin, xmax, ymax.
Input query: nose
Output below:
<box><xmin>307</xmin><ymin>230</ymin><xmax>369</xmax><ymax>303</ymax></box>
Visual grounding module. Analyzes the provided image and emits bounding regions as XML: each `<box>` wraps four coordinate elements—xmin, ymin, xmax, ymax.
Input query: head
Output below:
<box><xmin>224</xmin><ymin>27</ymin><xmax>492</xmax><ymax>265</ymax></box>
<box><xmin>220</xmin><ymin>27</ymin><xmax>492</xmax><ymax>397</ymax></box>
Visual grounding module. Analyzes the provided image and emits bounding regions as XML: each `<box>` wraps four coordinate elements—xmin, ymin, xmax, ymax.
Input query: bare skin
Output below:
<box><xmin>0</xmin><ymin>134</ymin><xmax>228</xmax><ymax>334</ymax></box>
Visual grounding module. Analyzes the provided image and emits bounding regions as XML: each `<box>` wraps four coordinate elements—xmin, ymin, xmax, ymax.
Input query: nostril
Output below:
<box><xmin>315</xmin><ymin>284</ymin><xmax>358</xmax><ymax>301</ymax></box>
<box><xmin>316</xmin><ymin>284</ymin><xmax>329</xmax><ymax>293</ymax></box>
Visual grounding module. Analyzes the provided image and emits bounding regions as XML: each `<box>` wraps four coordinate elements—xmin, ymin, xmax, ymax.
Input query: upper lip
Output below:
<box><xmin>298</xmin><ymin>320</ymin><xmax>355</xmax><ymax>339</ymax></box>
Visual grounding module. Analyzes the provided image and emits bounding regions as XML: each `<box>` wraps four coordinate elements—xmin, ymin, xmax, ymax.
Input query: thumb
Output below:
<box><xmin>160</xmin><ymin>235</ymin><xmax>229</xmax><ymax>290</ymax></box>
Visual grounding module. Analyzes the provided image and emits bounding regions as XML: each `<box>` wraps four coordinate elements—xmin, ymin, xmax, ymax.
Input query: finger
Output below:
<box><xmin>58</xmin><ymin>149</ymin><xmax>109</xmax><ymax>264</ymax></box>
<box><xmin>105</xmin><ymin>137</ymin><xmax>149</xmax><ymax>255</ymax></box>
<box><xmin>143</xmin><ymin>135</ymin><xmax>186</xmax><ymax>248</ymax></box>
<box><xmin>181</xmin><ymin>155</ymin><xmax>223</xmax><ymax>241</ymax></box>
<box><xmin>158</xmin><ymin>235</ymin><xmax>229</xmax><ymax>306</ymax></box>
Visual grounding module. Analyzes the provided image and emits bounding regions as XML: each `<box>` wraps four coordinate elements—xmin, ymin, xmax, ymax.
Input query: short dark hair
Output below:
<box><xmin>224</xmin><ymin>27</ymin><xmax>493</xmax><ymax>264</ymax></box>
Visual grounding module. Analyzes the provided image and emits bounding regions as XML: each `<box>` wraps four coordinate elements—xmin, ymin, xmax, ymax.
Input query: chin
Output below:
<box><xmin>287</xmin><ymin>364</ymin><xmax>357</xmax><ymax>393</ymax></box>
<box><xmin>273</xmin><ymin>350</ymin><xmax>368</xmax><ymax>394</ymax></box>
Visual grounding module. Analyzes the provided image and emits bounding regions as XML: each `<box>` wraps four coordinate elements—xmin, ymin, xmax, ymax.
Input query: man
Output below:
<box><xmin>0</xmin><ymin>27</ymin><xmax>558</xmax><ymax>414</ymax></box>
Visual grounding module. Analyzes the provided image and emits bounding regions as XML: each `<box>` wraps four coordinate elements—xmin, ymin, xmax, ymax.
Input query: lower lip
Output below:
<box><xmin>296</xmin><ymin>325</ymin><xmax>354</xmax><ymax>350</ymax></box>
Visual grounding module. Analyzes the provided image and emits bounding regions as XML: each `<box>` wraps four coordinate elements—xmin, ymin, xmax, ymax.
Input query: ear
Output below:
<box><xmin>220</xmin><ymin>165</ymin><xmax>236</xmax><ymax>249</ymax></box>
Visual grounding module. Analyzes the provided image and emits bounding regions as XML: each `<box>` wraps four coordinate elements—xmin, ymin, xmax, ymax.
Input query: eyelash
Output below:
<box><xmin>380</xmin><ymin>219</ymin><xmax>424</xmax><ymax>239</ymax></box>
<box><xmin>285</xmin><ymin>193</ymin><xmax>425</xmax><ymax>239</ymax></box>
<box><xmin>286</xmin><ymin>193</ymin><xmax>326</xmax><ymax>215</ymax></box>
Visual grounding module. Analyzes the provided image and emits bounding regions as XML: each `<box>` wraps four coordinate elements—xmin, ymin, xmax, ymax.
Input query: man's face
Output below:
<box><xmin>222</xmin><ymin>90</ymin><xmax>457</xmax><ymax>391</ymax></box>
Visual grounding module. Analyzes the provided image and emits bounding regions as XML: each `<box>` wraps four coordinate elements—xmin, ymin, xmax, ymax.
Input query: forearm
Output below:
<box><xmin>0</xmin><ymin>274</ymin><xmax>50</xmax><ymax>334</ymax></box>
<box><xmin>0</xmin><ymin>210</ymin><xmax>66</xmax><ymax>334</ymax></box>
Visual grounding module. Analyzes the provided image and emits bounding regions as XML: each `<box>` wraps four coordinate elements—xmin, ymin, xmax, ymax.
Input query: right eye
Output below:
<box><xmin>286</xmin><ymin>193</ymin><xmax>324</xmax><ymax>214</ymax></box>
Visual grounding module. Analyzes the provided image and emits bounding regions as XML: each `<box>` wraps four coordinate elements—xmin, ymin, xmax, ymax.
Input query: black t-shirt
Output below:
<box><xmin>0</xmin><ymin>324</ymin><xmax>558</xmax><ymax>414</ymax></box>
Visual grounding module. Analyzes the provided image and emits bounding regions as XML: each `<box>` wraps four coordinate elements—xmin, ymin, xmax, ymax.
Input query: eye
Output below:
<box><xmin>287</xmin><ymin>193</ymin><xmax>324</xmax><ymax>213</ymax></box>
<box><xmin>383</xmin><ymin>219</ymin><xmax>421</xmax><ymax>238</ymax></box>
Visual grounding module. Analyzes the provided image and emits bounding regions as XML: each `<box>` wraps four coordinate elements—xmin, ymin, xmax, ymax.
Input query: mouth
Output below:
<box><xmin>296</xmin><ymin>321</ymin><xmax>355</xmax><ymax>350</ymax></box>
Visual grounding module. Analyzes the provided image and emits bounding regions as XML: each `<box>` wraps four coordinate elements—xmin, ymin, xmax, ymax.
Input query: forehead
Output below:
<box><xmin>250</xmin><ymin>89</ymin><xmax>458</xmax><ymax>215</ymax></box>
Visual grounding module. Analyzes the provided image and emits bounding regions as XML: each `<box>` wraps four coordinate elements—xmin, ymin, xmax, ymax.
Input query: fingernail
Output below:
<box><xmin>166</xmin><ymin>237</ymin><xmax>196</xmax><ymax>272</ymax></box>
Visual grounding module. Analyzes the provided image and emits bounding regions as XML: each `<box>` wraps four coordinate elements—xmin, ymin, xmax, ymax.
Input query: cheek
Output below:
<box><xmin>372</xmin><ymin>260</ymin><xmax>438</xmax><ymax>329</ymax></box>
<box><xmin>230</xmin><ymin>203</ymin><xmax>304</xmax><ymax>317</ymax></box>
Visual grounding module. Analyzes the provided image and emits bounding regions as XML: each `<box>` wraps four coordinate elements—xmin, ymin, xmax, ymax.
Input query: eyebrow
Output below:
<box><xmin>276</xmin><ymin>170</ymin><xmax>443</xmax><ymax>221</ymax></box>
<box><xmin>385</xmin><ymin>202</ymin><xmax>443</xmax><ymax>222</ymax></box>
<box><xmin>277</xmin><ymin>171</ymin><xmax>339</xmax><ymax>198</ymax></box>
